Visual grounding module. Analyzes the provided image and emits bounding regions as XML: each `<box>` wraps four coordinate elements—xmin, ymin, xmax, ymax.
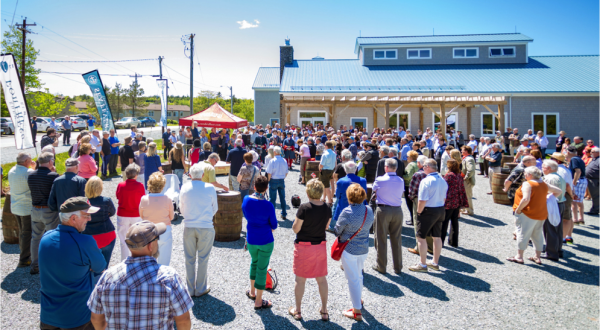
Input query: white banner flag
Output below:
<box><xmin>157</xmin><ymin>79</ymin><xmax>168</xmax><ymax>127</ymax></box>
<box><xmin>0</xmin><ymin>54</ymin><xmax>34</xmax><ymax>149</ymax></box>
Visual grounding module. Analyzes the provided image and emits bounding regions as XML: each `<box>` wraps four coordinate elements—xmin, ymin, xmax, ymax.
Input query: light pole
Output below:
<box><xmin>221</xmin><ymin>85</ymin><xmax>233</xmax><ymax>112</ymax></box>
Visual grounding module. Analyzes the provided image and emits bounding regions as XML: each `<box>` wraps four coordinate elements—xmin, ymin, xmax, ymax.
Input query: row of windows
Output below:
<box><xmin>373</xmin><ymin>47</ymin><xmax>516</xmax><ymax>60</ymax></box>
<box><xmin>147</xmin><ymin>111</ymin><xmax>186</xmax><ymax>117</ymax></box>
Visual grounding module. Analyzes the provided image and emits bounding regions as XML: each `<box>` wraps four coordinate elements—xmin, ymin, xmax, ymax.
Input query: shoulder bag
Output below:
<box><xmin>330</xmin><ymin>208</ymin><xmax>367</xmax><ymax>261</ymax></box>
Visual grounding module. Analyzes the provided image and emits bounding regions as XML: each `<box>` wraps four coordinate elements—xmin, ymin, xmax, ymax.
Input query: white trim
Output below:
<box><xmin>350</xmin><ymin>117</ymin><xmax>368</xmax><ymax>130</ymax></box>
<box><xmin>531</xmin><ymin>112</ymin><xmax>560</xmax><ymax>137</ymax></box>
<box><xmin>297</xmin><ymin>110</ymin><xmax>328</xmax><ymax>126</ymax></box>
<box><xmin>452</xmin><ymin>47</ymin><xmax>479</xmax><ymax>59</ymax></box>
<box><xmin>432</xmin><ymin>112</ymin><xmax>459</xmax><ymax>131</ymax></box>
<box><xmin>488</xmin><ymin>46</ymin><xmax>516</xmax><ymax>58</ymax></box>
<box><xmin>360</xmin><ymin>41</ymin><xmax>529</xmax><ymax>51</ymax></box>
<box><xmin>389</xmin><ymin>111</ymin><xmax>411</xmax><ymax>131</ymax></box>
<box><xmin>373</xmin><ymin>49</ymin><xmax>398</xmax><ymax>60</ymax></box>
<box><xmin>281</xmin><ymin>92</ymin><xmax>599</xmax><ymax>97</ymax></box>
<box><xmin>480</xmin><ymin>111</ymin><xmax>508</xmax><ymax>136</ymax></box>
<box><xmin>407</xmin><ymin>48</ymin><xmax>432</xmax><ymax>59</ymax></box>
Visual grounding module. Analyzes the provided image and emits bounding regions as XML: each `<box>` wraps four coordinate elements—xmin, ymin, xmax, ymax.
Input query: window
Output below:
<box><xmin>489</xmin><ymin>47</ymin><xmax>516</xmax><ymax>57</ymax></box>
<box><xmin>297</xmin><ymin>111</ymin><xmax>327</xmax><ymax>127</ymax></box>
<box><xmin>350</xmin><ymin>118</ymin><xmax>368</xmax><ymax>131</ymax></box>
<box><xmin>180</xmin><ymin>111</ymin><xmax>185</xmax><ymax>116</ymax></box>
<box><xmin>433</xmin><ymin>113</ymin><xmax>458</xmax><ymax>132</ymax></box>
<box><xmin>389</xmin><ymin>112</ymin><xmax>411</xmax><ymax>131</ymax></box>
<box><xmin>532</xmin><ymin>113</ymin><xmax>559</xmax><ymax>137</ymax></box>
<box><xmin>481</xmin><ymin>112</ymin><xmax>508</xmax><ymax>136</ymax></box>
<box><xmin>167</xmin><ymin>111</ymin><xmax>172</xmax><ymax>117</ymax></box>
<box><xmin>148</xmin><ymin>111</ymin><xmax>154</xmax><ymax>117</ymax></box>
<box><xmin>407</xmin><ymin>48</ymin><xmax>431</xmax><ymax>59</ymax></box>
<box><xmin>373</xmin><ymin>49</ymin><xmax>397</xmax><ymax>60</ymax></box>
<box><xmin>453</xmin><ymin>48</ymin><xmax>479</xmax><ymax>58</ymax></box>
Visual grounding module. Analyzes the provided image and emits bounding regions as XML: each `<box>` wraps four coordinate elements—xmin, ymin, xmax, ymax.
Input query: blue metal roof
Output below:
<box><xmin>279</xmin><ymin>56</ymin><xmax>599</xmax><ymax>94</ymax></box>
<box><xmin>252</xmin><ymin>67</ymin><xmax>280</xmax><ymax>89</ymax></box>
<box><xmin>355</xmin><ymin>33</ymin><xmax>533</xmax><ymax>54</ymax></box>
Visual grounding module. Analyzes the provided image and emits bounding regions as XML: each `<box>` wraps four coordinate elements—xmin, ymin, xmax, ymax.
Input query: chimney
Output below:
<box><xmin>280</xmin><ymin>38</ymin><xmax>293</xmax><ymax>82</ymax></box>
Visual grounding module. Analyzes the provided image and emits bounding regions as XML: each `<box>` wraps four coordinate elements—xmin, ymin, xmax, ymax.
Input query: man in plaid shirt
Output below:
<box><xmin>88</xmin><ymin>221</ymin><xmax>193</xmax><ymax>330</ymax></box>
<box><xmin>407</xmin><ymin>156</ymin><xmax>433</xmax><ymax>255</ymax></box>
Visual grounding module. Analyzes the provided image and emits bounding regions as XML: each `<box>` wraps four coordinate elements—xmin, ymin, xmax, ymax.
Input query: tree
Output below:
<box><xmin>232</xmin><ymin>99</ymin><xmax>254</xmax><ymax>122</ymax></box>
<box><xmin>28</xmin><ymin>89</ymin><xmax>77</xmax><ymax>117</ymax></box>
<box><xmin>124</xmin><ymin>80</ymin><xmax>147</xmax><ymax>118</ymax></box>
<box><xmin>110</xmin><ymin>83</ymin><xmax>126</xmax><ymax>120</ymax></box>
<box><xmin>1</xmin><ymin>25</ymin><xmax>42</xmax><ymax>92</ymax></box>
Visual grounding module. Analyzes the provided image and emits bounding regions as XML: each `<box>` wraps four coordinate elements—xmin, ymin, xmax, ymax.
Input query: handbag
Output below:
<box><xmin>330</xmin><ymin>208</ymin><xmax>368</xmax><ymax>261</ymax></box>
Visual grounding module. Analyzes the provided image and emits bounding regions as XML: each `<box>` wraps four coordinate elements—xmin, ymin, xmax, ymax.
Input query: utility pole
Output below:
<box><xmin>133</xmin><ymin>73</ymin><xmax>138</xmax><ymax>117</ymax></box>
<box><xmin>15</xmin><ymin>18</ymin><xmax>36</xmax><ymax>88</ymax></box>
<box><xmin>158</xmin><ymin>56</ymin><xmax>165</xmax><ymax>134</ymax></box>
<box><xmin>221</xmin><ymin>85</ymin><xmax>233</xmax><ymax>112</ymax></box>
<box><xmin>189</xmin><ymin>34</ymin><xmax>195</xmax><ymax>114</ymax></box>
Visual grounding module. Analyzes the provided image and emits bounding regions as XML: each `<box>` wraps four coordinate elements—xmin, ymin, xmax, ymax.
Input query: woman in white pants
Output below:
<box><xmin>139</xmin><ymin>172</ymin><xmax>174</xmax><ymax>266</ymax></box>
<box><xmin>115</xmin><ymin>164</ymin><xmax>146</xmax><ymax>260</ymax></box>
<box><xmin>333</xmin><ymin>184</ymin><xmax>374</xmax><ymax>322</ymax></box>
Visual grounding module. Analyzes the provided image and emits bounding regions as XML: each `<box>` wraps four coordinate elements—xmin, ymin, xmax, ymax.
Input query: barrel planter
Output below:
<box><xmin>2</xmin><ymin>194</ymin><xmax>19</xmax><ymax>244</ymax></box>
<box><xmin>213</xmin><ymin>190</ymin><xmax>243</xmax><ymax>242</ymax></box>
<box><xmin>505</xmin><ymin>162</ymin><xmax>519</xmax><ymax>171</ymax></box>
<box><xmin>214</xmin><ymin>161</ymin><xmax>230</xmax><ymax>176</ymax></box>
<box><xmin>304</xmin><ymin>170</ymin><xmax>320</xmax><ymax>183</ymax></box>
<box><xmin>501</xmin><ymin>155</ymin><xmax>514</xmax><ymax>168</ymax></box>
<box><xmin>306</xmin><ymin>161</ymin><xmax>320</xmax><ymax>171</ymax></box>
<box><xmin>161</xmin><ymin>162</ymin><xmax>172</xmax><ymax>174</ymax></box>
<box><xmin>491</xmin><ymin>173</ymin><xmax>511</xmax><ymax>205</ymax></box>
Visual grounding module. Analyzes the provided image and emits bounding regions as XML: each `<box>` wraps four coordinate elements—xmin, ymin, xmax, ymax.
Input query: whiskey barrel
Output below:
<box><xmin>306</xmin><ymin>161</ymin><xmax>320</xmax><ymax>171</ymax></box>
<box><xmin>501</xmin><ymin>155</ymin><xmax>514</xmax><ymax>168</ymax></box>
<box><xmin>161</xmin><ymin>162</ymin><xmax>172</xmax><ymax>174</ymax></box>
<box><xmin>213</xmin><ymin>190</ymin><xmax>242</xmax><ymax>242</ymax></box>
<box><xmin>505</xmin><ymin>162</ymin><xmax>519</xmax><ymax>171</ymax></box>
<box><xmin>491</xmin><ymin>173</ymin><xmax>511</xmax><ymax>205</ymax></box>
<box><xmin>2</xmin><ymin>194</ymin><xmax>19</xmax><ymax>244</ymax></box>
<box><xmin>304</xmin><ymin>170</ymin><xmax>320</xmax><ymax>183</ymax></box>
<box><xmin>214</xmin><ymin>161</ymin><xmax>230</xmax><ymax>176</ymax></box>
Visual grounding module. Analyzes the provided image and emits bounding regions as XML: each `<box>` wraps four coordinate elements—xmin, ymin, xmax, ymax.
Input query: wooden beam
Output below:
<box><xmin>337</xmin><ymin>104</ymin><xmax>350</xmax><ymax>116</ymax></box>
<box><xmin>498</xmin><ymin>104</ymin><xmax>505</xmax><ymax>133</ymax></box>
<box><xmin>466</xmin><ymin>107</ymin><xmax>471</xmax><ymax>137</ymax></box>
<box><xmin>330</xmin><ymin>104</ymin><xmax>335</xmax><ymax>126</ymax></box>
<box><xmin>440</xmin><ymin>103</ymin><xmax>446</xmax><ymax>136</ymax></box>
<box><xmin>419</xmin><ymin>107</ymin><xmax>423</xmax><ymax>132</ymax></box>
<box><xmin>426</xmin><ymin>106</ymin><xmax>439</xmax><ymax>117</ymax></box>
<box><xmin>384</xmin><ymin>103</ymin><xmax>390</xmax><ymax>131</ymax></box>
<box><xmin>373</xmin><ymin>105</ymin><xmax>385</xmax><ymax>117</ymax></box>
<box><xmin>446</xmin><ymin>104</ymin><xmax>461</xmax><ymax>115</ymax></box>
<box><xmin>286</xmin><ymin>106</ymin><xmax>290</xmax><ymax>126</ymax></box>
<box><xmin>373</xmin><ymin>107</ymin><xmax>377</xmax><ymax>130</ymax></box>
<box><xmin>282</xmin><ymin>100</ymin><xmax>508</xmax><ymax>105</ymax></box>
<box><xmin>284</xmin><ymin>102</ymin><xmax>506</xmax><ymax>108</ymax></box>
<box><xmin>390</xmin><ymin>104</ymin><xmax>403</xmax><ymax>115</ymax></box>
<box><xmin>482</xmin><ymin>104</ymin><xmax>500</xmax><ymax>120</ymax></box>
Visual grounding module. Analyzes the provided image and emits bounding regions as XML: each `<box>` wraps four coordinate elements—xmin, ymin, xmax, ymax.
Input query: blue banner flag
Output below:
<box><xmin>82</xmin><ymin>70</ymin><xmax>115</xmax><ymax>131</ymax></box>
<box><xmin>157</xmin><ymin>79</ymin><xmax>168</xmax><ymax>127</ymax></box>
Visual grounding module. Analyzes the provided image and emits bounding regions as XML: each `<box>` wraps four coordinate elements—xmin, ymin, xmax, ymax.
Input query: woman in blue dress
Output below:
<box><xmin>143</xmin><ymin>142</ymin><xmax>163</xmax><ymax>189</ymax></box>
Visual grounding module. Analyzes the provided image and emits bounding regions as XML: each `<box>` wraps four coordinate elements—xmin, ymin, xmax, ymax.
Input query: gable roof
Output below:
<box><xmin>252</xmin><ymin>67</ymin><xmax>280</xmax><ymax>89</ymax></box>
<box><xmin>355</xmin><ymin>33</ymin><xmax>533</xmax><ymax>54</ymax></box>
<box><xmin>279</xmin><ymin>55</ymin><xmax>599</xmax><ymax>94</ymax></box>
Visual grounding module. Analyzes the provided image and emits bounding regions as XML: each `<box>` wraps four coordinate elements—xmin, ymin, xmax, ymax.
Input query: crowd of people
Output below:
<box><xmin>4</xmin><ymin>120</ymin><xmax>598</xmax><ymax>328</ymax></box>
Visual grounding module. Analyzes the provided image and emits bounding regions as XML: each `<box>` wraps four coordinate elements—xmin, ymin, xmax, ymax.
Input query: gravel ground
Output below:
<box><xmin>1</xmin><ymin>163</ymin><xmax>598</xmax><ymax>329</ymax></box>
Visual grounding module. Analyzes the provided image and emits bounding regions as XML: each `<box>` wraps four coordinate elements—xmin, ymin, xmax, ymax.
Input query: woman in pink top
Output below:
<box><xmin>296</xmin><ymin>139</ymin><xmax>312</xmax><ymax>184</ymax></box>
<box><xmin>139</xmin><ymin>172</ymin><xmax>174</xmax><ymax>266</ymax></box>
<box><xmin>77</xmin><ymin>143</ymin><xmax>98</xmax><ymax>179</ymax></box>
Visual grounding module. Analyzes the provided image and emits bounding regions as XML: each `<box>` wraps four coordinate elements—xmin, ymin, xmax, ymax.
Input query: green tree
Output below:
<box><xmin>124</xmin><ymin>80</ymin><xmax>147</xmax><ymax>118</ymax></box>
<box><xmin>232</xmin><ymin>98</ymin><xmax>254</xmax><ymax>122</ymax></box>
<box><xmin>109</xmin><ymin>83</ymin><xmax>126</xmax><ymax>120</ymax></box>
<box><xmin>1</xmin><ymin>25</ymin><xmax>42</xmax><ymax>92</ymax></box>
<box><xmin>28</xmin><ymin>89</ymin><xmax>77</xmax><ymax>117</ymax></box>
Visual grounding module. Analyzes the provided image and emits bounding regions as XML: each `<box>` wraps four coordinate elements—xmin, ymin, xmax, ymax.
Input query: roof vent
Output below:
<box><xmin>285</xmin><ymin>38</ymin><xmax>290</xmax><ymax>46</ymax></box>
<box><xmin>312</xmin><ymin>56</ymin><xmax>324</xmax><ymax>60</ymax></box>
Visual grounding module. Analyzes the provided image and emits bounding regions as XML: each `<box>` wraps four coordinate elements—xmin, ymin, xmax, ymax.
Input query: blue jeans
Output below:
<box><xmin>174</xmin><ymin>169</ymin><xmax>184</xmax><ymax>189</ymax></box>
<box><xmin>102</xmin><ymin>154</ymin><xmax>111</xmax><ymax>176</ymax></box>
<box><xmin>329</xmin><ymin>198</ymin><xmax>339</xmax><ymax>229</ymax></box>
<box><xmin>240</xmin><ymin>189</ymin><xmax>250</xmax><ymax>200</ymax></box>
<box><xmin>99</xmin><ymin>238</ymin><xmax>116</xmax><ymax>270</ymax></box>
<box><xmin>269</xmin><ymin>179</ymin><xmax>287</xmax><ymax>217</ymax></box>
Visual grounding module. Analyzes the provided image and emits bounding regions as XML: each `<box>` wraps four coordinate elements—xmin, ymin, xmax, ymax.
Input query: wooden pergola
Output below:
<box><xmin>281</xmin><ymin>95</ymin><xmax>508</xmax><ymax>136</ymax></box>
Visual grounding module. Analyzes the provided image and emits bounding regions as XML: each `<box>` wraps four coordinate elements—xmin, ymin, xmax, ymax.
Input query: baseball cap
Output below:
<box><xmin>520</xmin><ymin>137</ymin><xmax>529</xmax><ymax>142</ymax></box>
<box><xmin>125</xmin><ymin>220</ymin><xmax>166</xmax><ymax>249</ymax></box>
<box><xmin>60</xmin><ymin>197</ymin><xmax>100</xmax><ymax>214</ymax></box>
<box><xmin>65</xmin><ymin>158</ymin><xmax>79</xmax><ymax>167</ymax></box>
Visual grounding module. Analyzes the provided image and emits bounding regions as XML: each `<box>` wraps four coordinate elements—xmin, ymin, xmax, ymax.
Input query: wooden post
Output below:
<box><xmin>419</xmin><ymin>107</ymin><xmax>423</xmax><ymax>132</ymax></box>
<box><xmin>498</xmin><ymin>104</ymin><xmax>505</xmax><ymax>133</ymax></box>
<box><xmin>384</xmin><ymin>103</ymin><xmax>390</xmax><ymax>131</ymax></box>
<box><xmin>373</xmin><ymin>107</ymin><xmax>378</xmax><ymax>131</ymax></box>
<box><xmin>440</xmin><ymin>103</ymin><xmax>446</xmax><ymax>136</ymax></box>
<box><xmin>330</xmin><ymin>104</ymin><xmax>335</xmax><ymax>127</ymax></box>
<box><xmin>466</xmin><ymin>107</ymin><xmax>472</xmax><ymax>137</ymax></box>
<box><xmin>279</xmin><ymin>95</ymin><xmax>284</xmax><ymax>126</ymax></box>
<box><xmin>286</xmin><ymin>106</ymin><xmax>290</xmax><ymax>126</ymax></box>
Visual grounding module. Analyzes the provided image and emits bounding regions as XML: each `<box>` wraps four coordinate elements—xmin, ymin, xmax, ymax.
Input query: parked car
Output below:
<box><xmin>1</xmin><ymin>117</ymin><xmax>14</xmax><ymax>135</ymax></box>
<box><xmin>137</xmin><ymin>116</ymin><xmax>156</xmax><ymax>127</ymax></box>
<box><xmin>114</xmin><ymin>117</ymin><xmax>142</xmax><ymax>129</ymax></box>
<box><xmin>56</xmin><ymin>116</ymin><xmax>87</xmax><ymax>131</ymax></box>
<box><xmin>36</xmin><ymin>117</ymin><xmax>63</xmax><ymax>132</ymax></box>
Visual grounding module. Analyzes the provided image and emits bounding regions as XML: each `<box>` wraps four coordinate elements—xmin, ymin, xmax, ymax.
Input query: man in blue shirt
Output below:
<box><xmin>265</xmin><ymin>147</ymin><xmax>289</xmax><ymax>219</ymax></box>
<box><xmin>87</xmin><ymin>117</ymin><xmax>95</xmax><ymax>130</ymax></box>
<box><xmin>31</xmin><ymin>116</ymin><xmax>38</xmax><ymax>147</ymax></box>
<box><xmin>39</xmin><ymin>197</ymin><xmax>106</xmax><ymax>329</ymax></box>
<box><xmin>48</xmin><ymin>158</ymin><xmax>87</xmax><ymax>212</ymax></box>
<box><xmin>62</xmin><ymin>115</ymin><xmax>72</xmax><ymax>146</ymax></box>
<box><xmin>485</xmin><ymin>143</ymin><xmax>503</xmax><ymax>194</ymax></box>
<box><xmin>400</xmin><ymin>138</ymin><xmax>411</xmax><ymax>162</ymax></box>
<box><xmin>226</xmin><ymin>139</ymin><xmax>247</xmax><ymax>191</ymax></box>
<box><xmin>319</xmin><ymin>141</ymin><xmax>337</xmax><ymax>205</ymax></box>
<box><xmin>348</xmin><ymin>136</ymin><xmax>358</xmax><ymax>160</ymax></box>
<box><xmin>108</xmin><ymin>129</ymin><xmax>121</xmax><ymax>176</ymax></box>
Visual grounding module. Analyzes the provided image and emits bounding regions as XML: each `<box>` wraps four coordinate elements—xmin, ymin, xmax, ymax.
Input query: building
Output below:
<box><xmin>252</xmin><ymin>34</ymin><xmax>599</xmax><ymax>145</ymax></box>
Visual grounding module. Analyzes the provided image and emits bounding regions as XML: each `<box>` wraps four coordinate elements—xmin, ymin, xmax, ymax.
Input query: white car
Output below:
<box><xmin>115</xmin><ymin>117</ymin><xmax>142</xmax><ymax>129</ymax></box>
<box><xmin>35</xmin><ymin>117</ymin><xmax>62</xmax><ymax>132</ymax></box>
<box><xmin>1</xmin><ymin>117</ymin><xmax>14</xmax><ymax>135</ymax></box>
<box><xmin>56</xmin><ymin>116</ymin><xmax>87</xmax><ymax>131</ymax></box>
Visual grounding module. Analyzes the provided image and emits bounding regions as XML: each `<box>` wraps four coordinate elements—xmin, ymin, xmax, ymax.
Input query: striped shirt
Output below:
<box><xmin>27</xmin><ymin>167</ymin><xmax>60</xmax><ymax>207</ymax></box>
<box><xmin>8</xmin><ymin>165</ymin><xmax>33</xmax><ymax>216</ymax></box>
<box><xmin>88</xmin><ymin>256</ymin><xmax>193</xmax><ymax>330</ymax></box>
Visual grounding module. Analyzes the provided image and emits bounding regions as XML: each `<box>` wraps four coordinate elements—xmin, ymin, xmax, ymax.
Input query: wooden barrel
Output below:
<box><xmin>306</xmin><ymin>161</ymin><xmax>320</xmax><ymax>171</ymax></box>
<box><xmin>2</xmin><ymin>194</ymin><xmax>19</xmax><ymax>244</ymax></box>
<box><xmin>161</xmin><ymin>162</ymin><xmax>172</xmax><ymax>174</ymax></box>
<box><xmin>505</xmin><ymin>162</ymin><xmax>518</xmax><ymax>171</ymax></box>
<box><xmin>501</xmin><ymin>155</ymin><xmax>514</xmax><ymax>168</ymax></box>
<box><xmin>304</xmin><ymin>170</ymin><xmax>320</xmax><ymax>183</ymax></box>
<box><xmin>213</xmin><ymin>190</ymin><xmax>242</xmax><ymax>242</ymax></box>
<box><xmin>214</xmin><ymin>161</ymin><xmax>230</xmax><ymax>176</ymax></box>
<box><xmin>366</xmin><ymin>183</ymin><xmax>373</xmax><ymax>202</ymax></box>
<box><xmin>491</xmin><ymin>173</ymin><xmax>511</xmax><ymax>205</ymax></box>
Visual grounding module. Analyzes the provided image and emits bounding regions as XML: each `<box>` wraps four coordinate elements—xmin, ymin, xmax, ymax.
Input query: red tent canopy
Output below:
<box><xmin>178</xmin><ymin>102</ymin><xmax>248</xmax><ymax>128</ymax></box>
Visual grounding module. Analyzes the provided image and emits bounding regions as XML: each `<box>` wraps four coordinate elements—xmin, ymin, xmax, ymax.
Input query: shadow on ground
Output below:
<box><xmin>191</xmin><ymin>294</ymin><xmax>236</xmax><ymax>326</ymax></box>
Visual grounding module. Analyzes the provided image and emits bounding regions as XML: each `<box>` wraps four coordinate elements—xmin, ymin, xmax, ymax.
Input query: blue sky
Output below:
<box><xmin>1</xmin><ymin>0</ymin><xmax>598</xmax><ymax>99</ymax></box>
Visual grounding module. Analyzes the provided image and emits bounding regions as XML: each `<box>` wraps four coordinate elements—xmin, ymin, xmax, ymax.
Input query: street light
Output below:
<box><xmin>221</xmin><ymin>85</ymin><xmax>233</xmax><ymax>113</ymax></box>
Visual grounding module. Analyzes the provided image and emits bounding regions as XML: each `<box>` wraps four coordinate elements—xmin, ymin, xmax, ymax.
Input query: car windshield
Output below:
<box><xmin>121</xmin><ymin>117</ymin><xmax>135</xmax><ymax>122</ymax></box>
<box><xmin>137</xmin><ymin>117</ymin><xmax>146</xmax><ymax>120</ymax></box>
<box><xmin>1</xmin><ymin>118</ymin><xmax>11</xmax><ymax>123</ymax></box>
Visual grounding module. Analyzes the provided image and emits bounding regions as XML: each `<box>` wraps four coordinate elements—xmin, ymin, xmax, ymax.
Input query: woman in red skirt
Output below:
<box><xmin>289</xmin><ymin>179</ymin><xmax>331</xmax><ymax>322</ymax></box>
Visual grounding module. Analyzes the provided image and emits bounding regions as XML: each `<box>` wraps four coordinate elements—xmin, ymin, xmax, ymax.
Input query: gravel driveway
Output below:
<box><xmin>1</xmin><ymin>164</ymin><xmax>598</xmax><ymax>329</ymax></box>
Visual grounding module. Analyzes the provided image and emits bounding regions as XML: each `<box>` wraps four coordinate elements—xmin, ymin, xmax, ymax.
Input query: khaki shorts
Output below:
<box><xmin>319</xmin><ymin>170</ymin><xmax>333</xmax><ymax>188</ymax></box>
<box><xmin>563</xmin><ymin>193</ymin><xmax>573</xmax><ymax>220</ymax></box>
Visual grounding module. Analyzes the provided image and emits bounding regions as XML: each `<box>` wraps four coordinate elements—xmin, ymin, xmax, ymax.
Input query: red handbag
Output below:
<box><xmin>330</xmin><ymin>208</ymin><xmax>368</xmax><ymax>261</ymax></box>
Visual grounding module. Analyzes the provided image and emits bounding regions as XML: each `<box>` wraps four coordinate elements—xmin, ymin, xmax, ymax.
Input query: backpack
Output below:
<box><xmin>291</xmin><ymin>195</ymin><xmax>301</xmax><ymax>208</ymax></box>
<box><xmin>265</xmin><ymin>268</ymin><xmax>278</xmax><ymax>290</ymax></box>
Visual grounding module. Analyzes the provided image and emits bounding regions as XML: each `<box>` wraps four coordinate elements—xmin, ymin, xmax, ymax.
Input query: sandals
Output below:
<box><xmin>246</xmin><ymin>290</ymin><xmax>256</xmax><ymax>301</ymax></box>
<box><xmin>320</xmin><ymin>310</ymin><xmax>329</xmax><ymax>322</ymax></box>
<box><xmin>506</xmin><ymin>257</ymin><xmax>524</xmax><ymax>264</ymax></box>
<box><xmin>528</xmin><ymin>257</ymin><xmax>542</xmax><ymax>265</ymax></box>
<box><xmin>288</xmin><ymin>307</ymin><xmax>302</xmax><ymax>320</ymax></box>
<box><xmin>254</xmin><ymin>299</ymin><xmax>273</xmax><ymax>310</ymax></box>
<box><xmin>343</xmin><ymin>308</ymin><xmax>362</xmax><ymax>321</ymax></box>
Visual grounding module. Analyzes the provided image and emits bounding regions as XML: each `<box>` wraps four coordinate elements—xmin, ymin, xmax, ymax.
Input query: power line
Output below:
<box><xmin>40</xmin><ymin>70</ymin><xmax>155</xmax><ymax>77</ymax></box>
<box><xmin>37</xmin><ymin>58</ymin><xmax>157</xmax><ymax>63</ymax></box>
<box><xmin>40</xmin><ymin>72</ymin><xmax>88</xmax><ymax>85</ymax></box>
<box><xmin>11</xmin><ymin>0</ymin><xmax>19</xmax><ymax>26</ymax></box>
<box><xmin>163</xmin><ymin>62</ymin><xmax>221</xmax><ymax>89</ymax></box>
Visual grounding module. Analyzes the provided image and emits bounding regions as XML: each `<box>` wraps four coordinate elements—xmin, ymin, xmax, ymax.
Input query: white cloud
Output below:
<box><xmin>237</xmin><ymin>19</ymin><xmax>260</xmax><ymax>29</ymax></box>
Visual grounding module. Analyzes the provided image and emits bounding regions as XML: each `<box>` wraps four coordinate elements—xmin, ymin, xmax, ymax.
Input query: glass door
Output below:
<box><xmin>299</xmin><ymin>111</ymin><xmax>327</xmax><ymax>128</ymax></box>
<box><xmin>351</xmin><ymin>118</ymin><xmax>367</xmax><ymax>131</ymax></box>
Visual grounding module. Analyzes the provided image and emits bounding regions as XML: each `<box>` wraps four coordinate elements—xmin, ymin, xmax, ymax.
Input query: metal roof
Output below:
<box><xmin>355</xmin><ymin>33</ymin><xmax>533</xmax><ymax>54</ymax></box>
<box><xmin>252</xmin><ymin>67</ymin><xmax>280</xmax><ymax>89</ymax></box>
<box><xmin>279</xmin><ymin>56</ymin><xmax>599</xmax><ymax>94</ymax></box>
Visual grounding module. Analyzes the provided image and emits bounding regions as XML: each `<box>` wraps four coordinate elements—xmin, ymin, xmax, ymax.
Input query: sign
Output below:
<box><xmin>0</xmin><ymin>54</ymin><xmax>34</xmax><ymax>149</ymax></box>
<box><xmin>157</xmin><ymin>79</ymin><xmax>168</xmax><ymax>127</ymax></box>
<box><xmin>82</xmin><ymin>70</ymin><xmax>115</xmax><ymax>131</ymax></box>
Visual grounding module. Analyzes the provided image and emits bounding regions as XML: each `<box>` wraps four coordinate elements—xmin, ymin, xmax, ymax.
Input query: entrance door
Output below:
<box><xmin>351</xmin><ymin>118</ymin><xmax>367</xmax><ymax>131</ymax></box>
<box><xmin>299</xmin><ymin>111</ymin><xmax>327</xmax><ymax>127</ymax></box>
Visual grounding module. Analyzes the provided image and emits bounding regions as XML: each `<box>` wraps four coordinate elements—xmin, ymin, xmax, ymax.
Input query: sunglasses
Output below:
<box><xmin>146</xmin><ymin>236</ymin><xmax>160</xmax><ymax>246</ymax></box>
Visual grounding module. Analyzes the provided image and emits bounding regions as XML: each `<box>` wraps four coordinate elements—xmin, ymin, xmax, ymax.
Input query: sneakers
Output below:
<box><xmin>408</xmin><ymin>264</ymin><xmax>428</xmax><ymax>273</ymax></box>
<box><xmin>17</xmin><ymin>260</ymin><xmax>31</xmax><ymax>268</ymax></box>
<box><xmin>566</xmin><ymin>237</ymin><xmax>574</xmax><ymax>244</ymax></box>
<box><xmin>426</xmin><ymin>261</ymin><xmax>440</xmax><ymax>271</ymax></box>
<box><xmin>30</xmin><ymin>267</ymin><xmax>39</xmax><ymax>275</ymax></box>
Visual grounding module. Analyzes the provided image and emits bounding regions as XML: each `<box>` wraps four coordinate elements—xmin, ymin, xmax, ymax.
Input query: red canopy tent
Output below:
<box><xmin>178</xmin><ymin>102</ymin><xmax>248</xmax><ymax>128</ymax></box>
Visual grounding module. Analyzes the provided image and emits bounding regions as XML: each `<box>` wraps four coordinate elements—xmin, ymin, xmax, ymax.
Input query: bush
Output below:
<box><xmin>167</xmin><ymin>119</ymin><xmax>178</xmax><ymax>124</ymax></box>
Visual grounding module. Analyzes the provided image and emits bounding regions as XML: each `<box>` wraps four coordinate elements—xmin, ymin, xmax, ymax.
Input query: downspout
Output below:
<box><xmin>509</xmin><ymin>94</ymin><xmax>513</xmax><ymax>128</ymax></box>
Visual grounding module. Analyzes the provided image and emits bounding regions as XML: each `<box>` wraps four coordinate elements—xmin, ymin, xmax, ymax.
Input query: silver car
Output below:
<box><xmin>115</xmin><ymin>117</ymin><xmax>142</xmax><ymax>129</ymax></box>
<box><xmin>1</xmin><ymin>117</ymin><xmax>14</xmax><ymax>135</ymax></box>
<box><xmin>36</xmin><ymin>117</ymin><xmax>63</xmax><ymax>132</ymax></box>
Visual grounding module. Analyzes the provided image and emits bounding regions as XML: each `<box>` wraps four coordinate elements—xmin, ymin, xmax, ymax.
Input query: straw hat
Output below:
<box><xmin>550</xmin><ymin>152</ymin><xmax>566</xmax><ymax>163</ymax></box>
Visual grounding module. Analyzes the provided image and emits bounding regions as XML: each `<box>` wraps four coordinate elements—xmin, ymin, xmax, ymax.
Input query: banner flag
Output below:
<box><xmin>157</xmin><ymin>79</ymin><xmax>168</xmax><ymax>127</ymax></box>
<box><xmin>0</xmin><ymin>53</ymin><xmax>35</xmax><ymax>149</ymax></box>
<box><xmin>82</xmin><ymin>70</ymin><xmax>115</xmax><ymax>131</ymax></box>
